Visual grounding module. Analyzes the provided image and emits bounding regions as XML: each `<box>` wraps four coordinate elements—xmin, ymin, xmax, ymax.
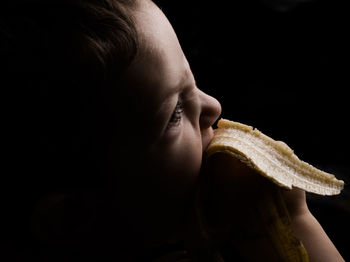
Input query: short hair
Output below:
<box><xmin>1</xmin><ymin>0</ymin><xmax>139</xmax><ymax>187</ymax></box>
<box><xmin>1</xmin><ymin>0</ymin><xmax>140</xmax><ymax>260</ymax></box>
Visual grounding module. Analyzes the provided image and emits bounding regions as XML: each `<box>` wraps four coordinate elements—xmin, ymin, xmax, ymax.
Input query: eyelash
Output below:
<box><xmin>166</xmin><ymin>98</ymin><xmax>184</xmax><ymax>129</ymax></box>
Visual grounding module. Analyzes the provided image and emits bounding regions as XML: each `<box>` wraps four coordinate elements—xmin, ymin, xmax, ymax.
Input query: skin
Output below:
<box><xmin>200</xmin><ymin>153</ymin><xmax>344</xmax><ymax>262</ymax></box>
<box><xmin>100</xmin><ymin>1</ymin><xmax>344</xmax><ymax>261</ymax></box>
<box><xmin>11</xmin><ymin>0</ymin><xmax>342</xmax><ymax>261</ymax></box>
<box><xmin>111</xmin><ymin>0</ymin><xmax>221</xmax><ymax>250</ymax></box>
<box><xmin>282</xmin><ymin>189</ymin><xmax>345</xmax><ymax>262</ymax></box>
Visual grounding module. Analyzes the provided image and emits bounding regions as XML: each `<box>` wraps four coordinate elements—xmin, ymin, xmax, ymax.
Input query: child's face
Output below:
<box><xmin>112</xmin><ymin>0</ymin><xmax>221</xmax><ymax>245</ymax></box>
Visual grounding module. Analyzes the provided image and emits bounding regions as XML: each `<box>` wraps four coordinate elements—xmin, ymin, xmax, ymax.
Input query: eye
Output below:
<box><xmin>166</xmin><ymin>97</ymin><xmax>184</xmax><ymax>130</ymax></box>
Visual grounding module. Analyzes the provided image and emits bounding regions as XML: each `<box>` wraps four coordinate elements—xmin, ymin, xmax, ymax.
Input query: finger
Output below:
<box><xmin>280</xmin><ymin>187</ymin><xmax>308</xmax><ymax>217</ymax></box>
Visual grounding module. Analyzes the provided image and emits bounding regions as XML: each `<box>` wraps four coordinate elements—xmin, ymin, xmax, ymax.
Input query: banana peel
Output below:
<box><xmin>194</xmin><ymin>119</ymin><xmax>344</xmax><ymax>262</ymax></box>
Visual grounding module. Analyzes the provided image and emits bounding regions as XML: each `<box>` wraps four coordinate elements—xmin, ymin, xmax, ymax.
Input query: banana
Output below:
<box><xmin>194</xmin><ymin>119</ymin><xmax>344</xmax><ymax>262</ymax></box>
<box><xmin>207</xmin><ymin>119</ymin><xmax>344</xmax><ymax>195</ymax></box>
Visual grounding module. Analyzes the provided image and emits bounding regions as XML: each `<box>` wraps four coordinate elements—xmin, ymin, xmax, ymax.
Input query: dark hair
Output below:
<box><xmin>1</xmin><ymin>0</ymin><xmax>140</xmax><ymax>260</ymax></box>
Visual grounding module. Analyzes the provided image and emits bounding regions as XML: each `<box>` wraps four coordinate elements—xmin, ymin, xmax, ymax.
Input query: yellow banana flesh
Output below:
<box><xmin>207</xmin><ymin>119</ymin><xmax>344</xmax><ymax>195</ymax></box>
<box><xmin>194</xmin><ymin>119</ymin><xmax>344</xmax><ymax>262</ymax></box>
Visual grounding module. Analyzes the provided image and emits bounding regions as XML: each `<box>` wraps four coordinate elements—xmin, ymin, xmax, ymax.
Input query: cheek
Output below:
<box><xmin>155</xmin><ymin>129</ymin><xmax>203</xmax><ymax>197</ymax></box>
<box><xmin>171</xmin><ymin>142</ymin><xmax>202</xmax><ymax>182</ymax></box>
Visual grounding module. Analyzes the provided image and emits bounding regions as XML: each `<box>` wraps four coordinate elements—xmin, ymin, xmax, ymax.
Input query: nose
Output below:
<box><xmin>198</xmin><ymin>89</ymin><xmax>222</xmax><ymax>130</ymax></box>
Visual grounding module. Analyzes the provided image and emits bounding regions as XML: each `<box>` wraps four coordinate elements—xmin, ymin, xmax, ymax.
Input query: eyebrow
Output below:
<box><xmin>152</xmin><ymin>70</ymin><xmax>194</xmax><ymax>133</ymax></box>
<box><xmin>166</xmin><ymin>69</ymin><xmax>194</xmax><ymax>98</ymax></box>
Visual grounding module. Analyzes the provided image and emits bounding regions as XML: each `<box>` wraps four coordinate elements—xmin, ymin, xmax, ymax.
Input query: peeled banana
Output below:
<box><xmin>194</xmin><ymin>119</ymin><xmax>344</xmax><ymax>262</ymax></box>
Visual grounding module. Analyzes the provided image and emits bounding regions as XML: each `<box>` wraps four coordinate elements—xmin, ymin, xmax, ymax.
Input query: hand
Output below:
<box><xmin>200</xmin><ymin>153</ymin><xmax>345</xmax><ymax>262</ymax></box>
<box><xmin>201</xmin><ymin>152</ymin><xmax>309</xmax><ymax>221</ymax></box>
<box><xmin>199</xmin><ymin>153</ymin><xmax>278</xmax><ymax>230</ymax></box>
<box><xmin>280</xmin><ymin>186</ymin><xmax>309</xmax><ymax>219</ymax></box>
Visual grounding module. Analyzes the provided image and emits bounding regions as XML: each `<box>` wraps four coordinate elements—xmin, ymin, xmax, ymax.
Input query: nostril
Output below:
<box><xmin>199</xmin><ymin>94</ymin><xmax>222</xmax><ymax>129</ymax></box>
<box><xmin>213</xmin><ymin>116</ymin><xmax>221</xmax><ymax>129</ymax></box>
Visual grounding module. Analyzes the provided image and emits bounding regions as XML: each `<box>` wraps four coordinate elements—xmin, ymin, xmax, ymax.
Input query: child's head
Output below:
<box><xmin>113</xmin><ymin>0</ymin><xmax>221</xmax><ymax>246</ymax></box>
<box><xmin>2</xmin><ymin>0</ymin><xmax>221</xmax><ymax>259</ymax></box>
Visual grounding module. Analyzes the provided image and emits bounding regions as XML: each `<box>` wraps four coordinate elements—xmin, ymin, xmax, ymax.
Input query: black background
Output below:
<box><xmin>155</xmin><ymin>0</ymin><xmax>349</xmax><ymax>260</ymax></box>
<box><xmin>1</xmin><ymin>0</ymin><xmax>348</xmax><ymax>260</ymax></box>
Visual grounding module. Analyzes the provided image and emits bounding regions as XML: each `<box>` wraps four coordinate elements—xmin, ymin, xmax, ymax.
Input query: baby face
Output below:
<box><xmin>112</xmin><ymin>0</ymin><xmax>221</xmax><ymax>246</ymax></box>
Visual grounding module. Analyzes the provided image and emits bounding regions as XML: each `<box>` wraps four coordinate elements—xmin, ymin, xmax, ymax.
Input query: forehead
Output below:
<box><xmin>117</xmin><ymin>1</ymin><xmax>191</xmax><ymax>133</ymax></box>
<box><xmin>132</xmin><ymin>0</ymin><xmax>189</xmax><ymax>89</ymax></box>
